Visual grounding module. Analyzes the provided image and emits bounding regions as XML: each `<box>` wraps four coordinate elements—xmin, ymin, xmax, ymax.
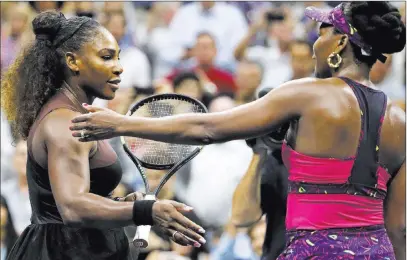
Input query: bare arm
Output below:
<box><xmin>45</xmin><ymin>109</ymin><xmax>135</xmax><ymax>228</ymax></box>
<box><xmin>231</xmin><ymin>151</ymin><xmax>264</xmax><ymax>227</ymax></box>
<box><xmin>120</xmin><ymin>78</ymin><xmax>319</xmax><ymax>145</ymax></box>
<box><xmin>234</xmin><ymin>25</ymin><xmax>260</xmax><ymax>61</ymax></box>
<box><xmin>234</xmin><ymin>11</ymin><xmax>267</xmax><ymax>61</ymax></box>
<box><xmin>46</xmin><ymin>109</ymin><xmax>207</xmax><ymax>246</ymax></box>
<box><xmin>71</xmin><ymin>78</ymin><xmax>321</xmax><ymax>145</ymax></box>
<box><xmin>383</xmin><ymin>103</ymin><xmax>406</xmax><ymax>260</ymax></box>
<box><xmin>385</xmin><ymin>162</ymin><xmax>405</xmax><ymax>260</ymax></box>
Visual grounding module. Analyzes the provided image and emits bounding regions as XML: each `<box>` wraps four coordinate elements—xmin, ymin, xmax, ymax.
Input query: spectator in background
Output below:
<box><xmin>234</xmin><ymin>7</ymin><xmax>294</xmax><ymax>90</ymax></box>
<box><xmin>102</xmin><ymin>2</ymin><xmax>144</xmax><ymax>48</ymax></box>
<box><xmin>1</xmin><ymin>140</ymin><xmax>31</xmax><ymax>235</ymax></box>
<box><xmin>289</xmin><ymin>39</ymin><xmax>314</xmax><ymax>80</ymax></box>
<box><xmin>232</xmin><ymin>88</ymin><xmax>289</xmax><ymax>260</ymax></box>
<box><xmin>234</xmin><ymin>60</ymin><xmax>263</xmax><ymax>105</ymax></box>
<box><xmin>172</xmin><ymin>72</ymin><xmax>204</xmax><ymax>102</ymax></box>
<box><xmin>74</xmin><ymin>2</ymin><xmax>96</xmax><ymax>18</ymax></box>
<box><xmin>1</xmin><ymin>195</ymin><xmax>18</xmax><ymax>260</ymax></box>
<box><xmin>142</xmin><ymin>2</ymin><xmax>181</xmax><ymax>79</ymax></box>
<box><xmin>1</xmin><ymin>110</ymin><xmax>15</xmax><ymax>185</ymax></box>
<box><xmin>183</xmin><ymin>96</ymin><xmax>253</xmax><ymax>228</ymax></box>
<box><xmin>28</xmin><ymin>1</ymin><xmax>64</xmax><ymax>13</ymax></box>
<box><xmin>166</xmin><ymin>32</ymin><xmax>237</xmax><ymax>95</ymax></box>
<box><xmin>163</xmin><ymin>1</ymin><xmax>248</xmax><ymax>72</ymax></box>
<box><xmin>1</xmin><ymin>3</ymin><xmax>33</xmax><ymax>72</ymax></box>
<box><xmin>210</xmin><ymin>217</ymin><xmax>267</xmax><ymax>260</ymax></box>
<box><xmin>370</xmin><ymin>54</ymin><xmax>405</xmax><ymax>107</ymax></box>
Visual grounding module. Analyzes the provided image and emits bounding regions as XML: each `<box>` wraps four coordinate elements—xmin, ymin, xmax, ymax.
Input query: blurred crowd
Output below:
<box><xmin>1</xmin><ymin>2</ymin><xmax>406</xmax><ymax>260</ymax></box>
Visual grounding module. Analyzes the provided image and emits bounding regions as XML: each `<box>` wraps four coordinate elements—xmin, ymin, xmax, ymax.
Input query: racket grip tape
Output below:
<box><xmin>132</xmin><ymin>194</ymin><xmax>156</xmax><ymax>248</ymax></box>
<box><xmin>133</xmin><ymin>225</ymin><xmax>152</xmax><ymax>248</ymax></box>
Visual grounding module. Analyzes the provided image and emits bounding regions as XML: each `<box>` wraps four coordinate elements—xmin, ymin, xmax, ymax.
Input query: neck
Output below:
<box><xmin>198</xmin><ymin>63</ymin><xmax>213</xmax><ymax>70</ymax></box>
<box><xmin>333</xmin><ymin>58</ymin><xmax>371</xmax><ymax>86</ymax></box>
<box><xmin>63</xmin><ymin>79</ymin><xmax>95</xmax><ymax>105</ymax></box>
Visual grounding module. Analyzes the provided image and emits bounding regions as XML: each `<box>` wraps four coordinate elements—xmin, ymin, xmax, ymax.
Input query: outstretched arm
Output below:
<box><xmin>71</xmin><ymin>78</ymin><xmax>319</xmax><ymax>144</ymax></box>
<box><xmin>45</xmin><ymin>109</ymin><xmax>205</xmax><ymax>246</ymax></box>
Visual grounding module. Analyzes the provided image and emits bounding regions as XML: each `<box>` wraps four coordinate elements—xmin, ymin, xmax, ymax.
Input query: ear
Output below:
<box><xmin>334</xmin><ymin>34</ymin><xmax>349</xmax><ymax>55</ymax></box>
<box><xmin>65</xmin><ymin>52</ymin><xmax>80</xmax><ymax>74</ymax></box>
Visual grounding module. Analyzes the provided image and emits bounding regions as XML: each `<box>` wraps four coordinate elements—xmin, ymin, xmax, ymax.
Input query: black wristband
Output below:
<box><xmin>132</xmin><ymin>200</ymin><xmax>155</xmax><ymax>226</ymax></box>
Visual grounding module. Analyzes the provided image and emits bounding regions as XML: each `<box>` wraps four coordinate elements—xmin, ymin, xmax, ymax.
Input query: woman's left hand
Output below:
<box><xmin>70</xmin><ymin>104</ymin><xmax>127</xmax><ymax>142</ymax></box>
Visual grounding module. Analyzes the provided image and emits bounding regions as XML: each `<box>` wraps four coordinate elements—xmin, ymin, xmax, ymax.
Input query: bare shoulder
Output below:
<box><xmin>264</xmin><ymin>77</ymin><xmax>344</xmax><ymax>112</ymax></box>
<box><xmin>41</xmin><ymin>109</ymin><xmax>94</xmax><ymax>150</ymax></box>
<box><xmin>380</xmin><ymin>99</ymin><xmax>406</xmax><ymax>174</ymax></box>
<box><xmin>274</xmin><ymin>77</ymin><xmax>345</xmax><ymax>96</ymax></box>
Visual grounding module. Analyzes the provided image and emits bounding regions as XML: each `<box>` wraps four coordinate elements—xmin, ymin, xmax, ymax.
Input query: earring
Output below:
<box><xmin>327</xmin><ymin>53</ymin><xmax>342</xmax><ymax>69</ymax></box>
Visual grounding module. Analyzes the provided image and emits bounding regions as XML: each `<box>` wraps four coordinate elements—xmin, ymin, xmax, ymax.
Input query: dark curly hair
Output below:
<box><xmin>1</xmin><ymin>11</ymin><xmax>100</xmax><ymax>140</ymax></box>
<box><xmin>342</xmin><ymin>2</ymin><xmax>406</xmax><ymax>67</ymax></box>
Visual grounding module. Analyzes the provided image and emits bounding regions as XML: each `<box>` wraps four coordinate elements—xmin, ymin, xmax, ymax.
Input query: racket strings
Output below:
<box><xmin>124</xmin><ymin>98</ymin><xmax>205</xmax><ymax>166</ymax></box>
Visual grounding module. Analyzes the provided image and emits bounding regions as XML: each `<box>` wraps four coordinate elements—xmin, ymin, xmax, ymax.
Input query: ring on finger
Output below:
<box><xmin>172</xmin><ymin>231</ymin><xmax>179</xmax><ymax>240</ymax></box>
<box><xmin>80</xmin><ymin>130</ymin><xmax>85</xmax><ymax>139</ymax></box>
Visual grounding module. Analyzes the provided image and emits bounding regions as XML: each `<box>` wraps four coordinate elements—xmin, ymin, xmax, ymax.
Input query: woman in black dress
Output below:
<box><xmin>1</xmin><ymin>11</ymin><xmax>205</xmax><ymax>260</ymax></box>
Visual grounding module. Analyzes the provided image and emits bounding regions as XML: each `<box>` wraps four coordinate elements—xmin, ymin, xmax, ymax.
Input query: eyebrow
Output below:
<box><xmin>98</xmin><ymin>48</ymin><xmax>121</xmax><ymax>55</ymax></box>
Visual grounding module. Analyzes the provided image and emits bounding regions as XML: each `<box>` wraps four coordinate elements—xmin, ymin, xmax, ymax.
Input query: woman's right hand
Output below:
<box><xmin>70</xmin><ymin>104</ymin><xmax>127</xmax><ymax>142</ymax></box>
<box><xmin>152</xmin><ymin>200</ymin><xmax>206</xmax><ymax>248</ymax></box>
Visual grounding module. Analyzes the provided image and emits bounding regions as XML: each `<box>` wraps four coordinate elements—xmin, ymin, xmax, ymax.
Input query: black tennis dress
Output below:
<box><xmin>7</xmin><ymin>90</ymin><xmax>135</xmax><ymax>260</ymax></box>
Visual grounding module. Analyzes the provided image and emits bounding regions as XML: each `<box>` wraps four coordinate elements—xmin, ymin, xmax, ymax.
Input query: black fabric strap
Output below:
<box><xmin>338</xmin><ymin>77</ymin><xmax>387</xmax><ymax>188</ymax></box>
<box><xmin>132</xmin><ymin>200</ymin><xmax>155</xmax><ymax>226</ymax></box>
<box><xmin>53</xmin><ymin>17</ymin><xmax>92</xmax><ymax>48</ymax></box>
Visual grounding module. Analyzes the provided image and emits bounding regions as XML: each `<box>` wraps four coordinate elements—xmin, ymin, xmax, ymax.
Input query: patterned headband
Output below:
<box><xmin>305</xmin><ymin>3</ymin><xmax>387</xmax><ymax>63</ymax></box>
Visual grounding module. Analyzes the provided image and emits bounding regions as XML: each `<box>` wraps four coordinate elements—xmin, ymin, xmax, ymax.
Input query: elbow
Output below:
<box><xmin>61</xmin><ymin>210</ymin><xmax>85</xmax><ymax>228</ymax></box>
<box><xmin>231</xmin><ymin>213</ymin><xmax>262</xmax><ymax>228</ymax></box>
<box><xmin>58</xmin><ymin>203</ymin><xmax>87</xmax><ymax>228</ymax></box>
<box><xmin>199</xmin><ymin>135</ymin><xmax>215</xmax><ymax>146</ymax></box>
<box><xmin>185</xmin><ymin>122</ymin><xmax>218</xmax><ymax>145</ymax></box>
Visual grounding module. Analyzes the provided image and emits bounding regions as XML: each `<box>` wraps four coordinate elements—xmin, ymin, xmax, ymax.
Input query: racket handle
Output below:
<box><xmin>133</xmin><ymin>225</ymin><xmax>152</xmax><ymax>248</ymax></box>
<box><xmin>132</xmin><ymin>194</ymin><xmax>156</xmax><ymax>248</ymax></box>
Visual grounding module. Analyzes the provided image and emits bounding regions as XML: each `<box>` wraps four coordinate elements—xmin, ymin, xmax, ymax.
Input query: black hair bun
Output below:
<box><xmin>348</xmin><ymin>1</ymin><xmax>406</xmax><ymax>54</ymax></box>
<box><xmin>32</xmin><ymin>11</ymin><xmax>65</xmax><ymax>41</ymax></box>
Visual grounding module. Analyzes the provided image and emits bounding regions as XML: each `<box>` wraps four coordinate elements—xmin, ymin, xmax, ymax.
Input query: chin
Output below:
<box><xmin>105</xmin><ymin>93</ymin><xmax>116</xmax><ymax>100</ymax></box>
<box><xmin>96</xmin><ymin>92</ymin><xmax>116</xmax><ymax>100</ymax></box>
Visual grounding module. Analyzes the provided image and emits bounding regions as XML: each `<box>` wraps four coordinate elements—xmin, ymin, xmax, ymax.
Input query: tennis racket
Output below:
<box><xmin>120</xmin><ymin>93</ymin><xmax>208</xmax><ymax>248</ymax></box>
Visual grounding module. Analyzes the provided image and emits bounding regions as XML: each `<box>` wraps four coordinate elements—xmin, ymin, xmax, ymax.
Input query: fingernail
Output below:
<box><xmin>184</xmin><ymin>206</ymin><xmax>193</xmax><ymax>211</ymax></box>
<box><xmin>194</xmin><ymin>242</ymin><xmax>201</xmax><ymax>248</ymax></box>
<box><xmin>199</xmin><ymin>238</ymin><xmax>206</xmax><ymax>244</ymax></box>
<box><xmin>82</xmin><ymin>103</ymin><xmax>88</xmax><ymax>107</ymax></box>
